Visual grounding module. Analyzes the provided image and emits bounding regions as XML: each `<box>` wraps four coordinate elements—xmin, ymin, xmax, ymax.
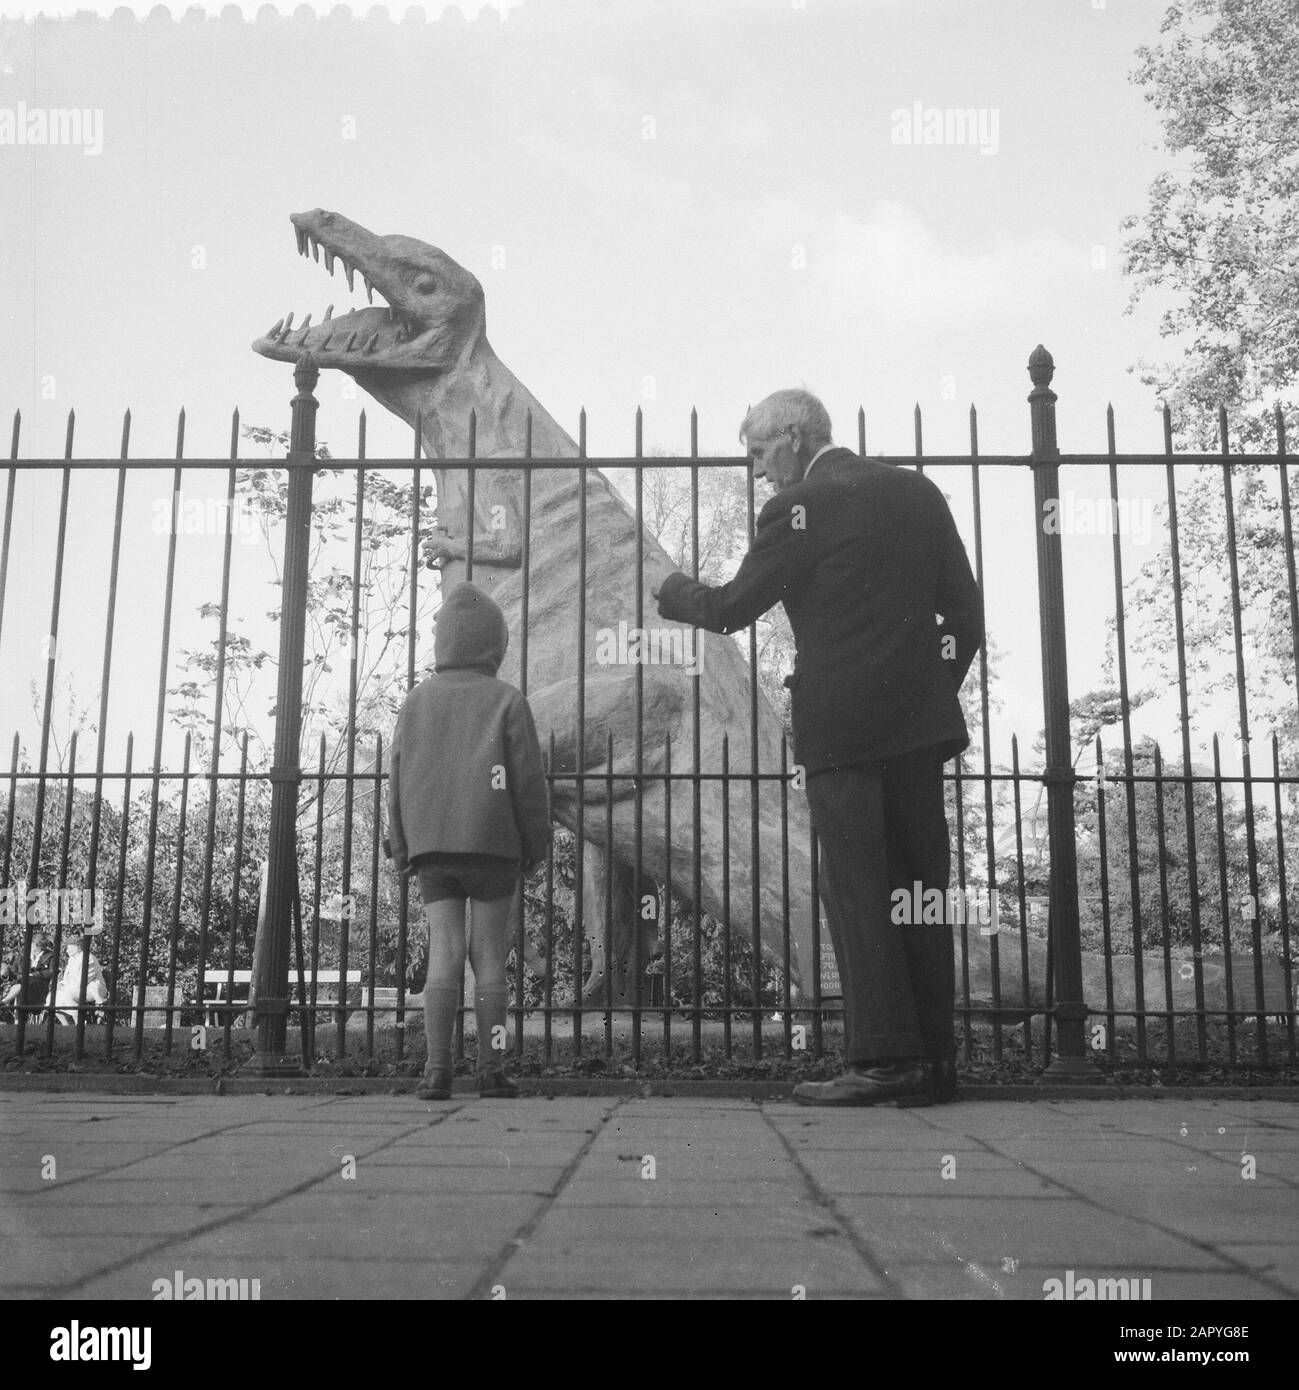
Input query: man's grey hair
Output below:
<box><xmin>739</xmin><ymin>390</ymin><xmax>832</xmax><ymax>449</ymax></box>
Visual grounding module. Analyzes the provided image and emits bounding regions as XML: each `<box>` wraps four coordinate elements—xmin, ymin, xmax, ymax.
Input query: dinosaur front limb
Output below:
<box><xmin>422</xmin><ymin>528</ymin><xmax>523</xmax><ymax>571</ymax></box>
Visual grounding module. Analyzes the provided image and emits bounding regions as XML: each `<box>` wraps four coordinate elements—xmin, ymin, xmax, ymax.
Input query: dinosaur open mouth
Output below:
<box><xmin>251</xmin><ymin>219</ymin><xmax>431</xmax><ymax>370</ymax></box>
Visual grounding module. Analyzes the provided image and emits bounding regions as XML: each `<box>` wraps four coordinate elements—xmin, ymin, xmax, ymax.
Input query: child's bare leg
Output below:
<box><xmin>421</xmin><ymin>900</ymin><xmax>467</xmax><ymax>1091</ymax></box>
<box><xmin>468</xmin><ymin>895</ymin><xmax>512</xmax><ymax>1080</ymax></box>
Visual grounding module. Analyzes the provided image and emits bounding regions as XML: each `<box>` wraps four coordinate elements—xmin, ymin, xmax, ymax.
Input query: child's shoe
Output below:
<box><xmin>477</xmin><ymin>1069</ymin><xmax>518</xmax><ymax>1099</ymax></box>
<box><xmin>415</xmin><ymin>1066</ymin><xmax>453</xmax><ymax>1101</ymax></box>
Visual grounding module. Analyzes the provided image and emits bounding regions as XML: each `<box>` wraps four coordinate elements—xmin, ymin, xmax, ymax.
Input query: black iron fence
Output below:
<box><xmin>1</xmin><ymin>346</ymin><xmax>1295</xmax><ymax>1075</ymax></box>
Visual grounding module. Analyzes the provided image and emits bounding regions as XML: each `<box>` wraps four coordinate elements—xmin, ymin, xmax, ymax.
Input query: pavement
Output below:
<box><xmin>1</xmin><ymin>1090</ymin><xmax>1297</xmax><ymax>1301</ymax></box>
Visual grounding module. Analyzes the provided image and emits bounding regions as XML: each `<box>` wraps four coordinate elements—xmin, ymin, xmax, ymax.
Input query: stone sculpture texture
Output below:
<box><xmin>253</xmin><ymin>209</ymin><xmax>818</xmax><ymax>1005</ymax></box>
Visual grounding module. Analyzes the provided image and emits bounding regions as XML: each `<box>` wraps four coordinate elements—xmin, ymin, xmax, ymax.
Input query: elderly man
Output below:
<box><xmin>653</xmin><ymin>389</ymin><xmax>983</xmax><ymax>1105</ymax></box>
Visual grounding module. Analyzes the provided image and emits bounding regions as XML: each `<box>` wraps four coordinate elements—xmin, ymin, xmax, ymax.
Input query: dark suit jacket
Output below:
<box><xmin>656</xmin><ymin>448</ymin><xmax>983</xmax><ymax>774</ymax></box>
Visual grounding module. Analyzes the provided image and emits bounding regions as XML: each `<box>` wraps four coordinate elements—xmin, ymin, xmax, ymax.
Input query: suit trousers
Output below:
<box><xmin>804</xmin><ymin>746</ymin><xmax>955</xmax><ymax>1066</ymax></box>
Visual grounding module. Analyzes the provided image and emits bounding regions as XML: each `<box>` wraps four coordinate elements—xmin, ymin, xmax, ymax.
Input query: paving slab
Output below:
<box><xmin>2</xmin><ymin>1093</ymin><xmax>1296</xmax><ymax>1302</ymax></box>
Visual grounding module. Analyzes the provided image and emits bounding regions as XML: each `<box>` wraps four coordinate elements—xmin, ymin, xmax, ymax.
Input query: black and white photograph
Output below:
<box><xmin>0</xmin><ymin>0</ymin><xmax>1294</xmax><ymax>1349</ymax></box>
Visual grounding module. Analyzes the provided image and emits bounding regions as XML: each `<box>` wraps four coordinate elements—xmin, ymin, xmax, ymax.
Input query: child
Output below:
<box><xmin>388</xmin><ymin>582</ymin><xmax>551</xmax><ymax>1100</ymax></box>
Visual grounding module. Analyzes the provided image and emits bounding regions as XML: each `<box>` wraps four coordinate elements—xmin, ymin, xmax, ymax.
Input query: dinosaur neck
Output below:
<box><xmin>363</xmin><ymin>341</ymin><xmax>577</xmax><ymax>461</ymax></box>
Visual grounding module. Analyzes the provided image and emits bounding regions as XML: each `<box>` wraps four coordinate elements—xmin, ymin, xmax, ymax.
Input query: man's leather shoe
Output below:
<box><xmin>932</xmin><ymin>1058</ymin><xmax>958</xmax><ymax>1103</ymax></box>
<box><xmin>792</xmin><ymin>1060</ymin><xmax>933</xmax><ymax>1108</ymax></box>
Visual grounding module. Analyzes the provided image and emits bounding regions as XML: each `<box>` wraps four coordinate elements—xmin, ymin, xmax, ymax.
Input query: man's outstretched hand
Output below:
<box><xmin>644</xmin><ymin>551</ymin><xmax>680</xmax><ymax>606</ymax></box>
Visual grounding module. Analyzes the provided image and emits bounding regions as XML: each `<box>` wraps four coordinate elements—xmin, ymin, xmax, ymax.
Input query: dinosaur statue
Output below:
<box><xmin>249</xmin><ymin>211</ymin><xmax>1293</xmax><ymax>1038</ymax></box>
<box><xmin>252</xmin><ymin>208</ymin><xmax>821</xmax><ymax>1007</ymax></box>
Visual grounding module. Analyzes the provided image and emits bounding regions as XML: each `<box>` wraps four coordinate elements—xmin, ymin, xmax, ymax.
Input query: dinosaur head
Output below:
<box><xmin>251</xmin><ymin>209</ymin><xmax>486</xmax><ymax>379</ymax></box>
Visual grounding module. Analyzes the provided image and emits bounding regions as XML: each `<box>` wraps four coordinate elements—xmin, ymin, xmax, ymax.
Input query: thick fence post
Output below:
<box><xmin>1027</xmin><ymin>346</ymin><xmax>1099</xmax><ymax>1079</ymax></box>
<box><xmin>247</xmin><ymin>352</ymin><xmax>318</xmax><ymax>1076</ymax></box>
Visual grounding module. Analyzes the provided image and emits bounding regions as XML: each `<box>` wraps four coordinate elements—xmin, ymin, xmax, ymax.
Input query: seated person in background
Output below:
<box><xmin>51</xmin><ymin>926</ymin><xmax>110</xmax><ymax>1025</ymax></box>
<box><xmin>1</xmin><ymin>932</ymin><xmax>55</xmax><ymax>1016</ymax></box>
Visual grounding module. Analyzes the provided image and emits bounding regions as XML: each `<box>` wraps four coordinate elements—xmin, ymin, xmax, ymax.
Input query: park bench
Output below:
<box><xmin>201</xmin><ymin>971</ymin><xmax>398</xmax><ymax>1027</ymax></box>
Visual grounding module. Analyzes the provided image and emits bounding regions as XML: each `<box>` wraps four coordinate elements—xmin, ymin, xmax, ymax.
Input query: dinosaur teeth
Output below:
<box><xmin>300</xmin><ymin>314</ymin><xmax>312</xmax><ymax>332</ymax></box>
<box><xmin>324</xmin><ymin>250</ymin><xmax>334</xmax><ymax>274</ymax></box>
<box><xmin>321</xmin><ymin>333</ymin><xmax>333</xmax><ymax>351</ymax></box>
<box><xmin>283</xmin><ymin>311</ymin><xmax>295</xmax><ymax>334</ymax></box>
<box><xmin>345</xmin><ymin>332</ymin><xmax>358</xmax><ymax>351</ymax></box>
<box><xmin>364</xmin><ymin>332</ymin><xmax>380</xmax><ymax>353</ymax></box>
<box><xmin>324</xmin><ymin>304</ymin><xmax>333</xmax><ymax>321</ymax></box>
<box><xmin>344</xmin><ymin>261</ymin><xmax>355</xmax><ymax>292</ymax></box>
<box><xmin>364</xmin><ymin>274</ymin><xmax>374</xmax><ymax>305</ymax></box>
<box><xmin>295</xmin><ymin>228</ymin><xmax>306</xmax><ymax>255</ymax></box>
<box><xmin>268</xmin><ymin>318</ymin><xmax>283</xmax><ymax>337</ymax></box>
<box><xmin>310</xmin><ymin>237</ymin><xmax>320</xmax><ymax>263</ymax></box>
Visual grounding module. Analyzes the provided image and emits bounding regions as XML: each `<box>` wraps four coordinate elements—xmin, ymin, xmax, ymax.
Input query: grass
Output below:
<box><xmin>2</xmin><ymin>1014</ymin><xmax>1296</xmax><ymax>1087</ymax></box>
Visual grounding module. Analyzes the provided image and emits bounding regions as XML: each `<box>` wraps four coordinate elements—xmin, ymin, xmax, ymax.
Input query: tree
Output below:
<box><xmin>1120</xmin><ymin>0</ymin><xmax>1299</xmax><ymax>788</ymax></box>
<box><xmin>1121</xmin><ymin>0</ymin><xmax>1299</xmax><ymax>450</ymax></box>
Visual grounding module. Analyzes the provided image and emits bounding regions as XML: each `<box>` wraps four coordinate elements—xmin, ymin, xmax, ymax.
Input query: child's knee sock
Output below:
<box><xmin>422</xmin><ymin>983</ymin><xmax>460</xmax><ymax>1076</ymax></box>
<box><xmin>474</xmin><ymin>984</ymin><xmax>509</xmax><ymax>1073</ymax></box>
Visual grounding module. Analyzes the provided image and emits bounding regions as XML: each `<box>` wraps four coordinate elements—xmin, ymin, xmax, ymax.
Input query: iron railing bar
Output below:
<box><xmin>464</xmin><ymin>409</ymin><xmax>476</xmax><ymax>583</ymax></box>
<box><xmin>161</xmin><ymin>734</ymin><xmax>193</xmax><ymax>1056</ymax></box>
<box><xmin>967</xmin><ymin>407</ymin><xmax>1002</xmax><ymax>1059</ymax></box>
<box><xmin>365</xmin><ymin>741</ymin><xmax>382</xmax><ymax>1058</ymax></box>
<box><xmin>1158</xmin><ymin>419</ymin><xmax>1208</xmax><ymax>1062</ymax></box>
<box><xmin>1112</xmin><ymin>408</ymin><xmax>1148</xmax><ymax>1063</ymax></box>
<box><xmin>573</xmin><ymin>412</ymin><xmax>587</xmax><ymax>1058</ymax></box>
<box><xmin>633</xmin><ymin>410</ymin><xmax>644</xmax><ymax>1069</ymax></box>
<box><xmin>45</xmin><ymin>733</ymin><xmax>78</xmax><ymax>1053</ymax></box>
<box><xmin>193</xmin><ymin>419</ymin><xmax>240</xmax><ymax>1037</ymax></box>
<box><xmin>543</xmin><ymin>734</ymin><xmax>557</xmax><ymax>1066</ymax></box>
<box><xmin>779</xmin><ymin>741</ymin><xmax>791</xmax><ymax>1055</ymax></box>
<box><xmin>515</xmin><ymin>412</ymin><xmax>534</xmax><ymax>1060</ymax></box>
<box><xmin>604</xmin><ymin>729</ymin><xmax>614</xmax><ymax>1058</ymax></box>
<box><xmin>2</xmin><ymin>733</ymin><xmax>18</xmax><ymax>933</ymax></box>
<box><xmin>346</xmin><ymin>418</ymin><xmax>367</xmax><ymax>1060</ymax></box>
<box><xmin>103</xmin><ymin>734</ymin><xmax>133</xmax><ymax>1057</ymax></box>
<box><xmin>1152</xmin><ymin>743</ymin><xmax>1175</xmax><ymax>1065</ymax></box>
<box><xmin>0</xmin><ymin>412</ymin><xmax>19</xmax><ymax>659</ymax></box>
<box><xmin>17</xmin><ymin>416</ymin><xmax>75</xmax><ymax>1056</ymax></box>
<box><xmin>4</xmin><ymin>762</ymin><xmax>1294</xmax><ymax>791</ymax></box>
<box><xmin>80</xmin><ymin>420</ymin><xmax>130</xmax><ymax>1058</ymax></box>
<box><xmin>744</xmin><ymin>442</ymin><xmax>762</xmax><ymax>1055</ymax></box>
<box><xmin>1009</xmin><ymin>736</ymin><xmax>1033</xmax><ymax>1067</ymax></box>
<box><xmin>662</xmin><ymin>733</ymin><xmax>673</xmax><ymax>1054</ymax></box>
<box><xmin>1275</xmin><ymin>408</ymin><xmax>1299</xmax><ymax>732</ymax></box>
<box><xmin>132</xmin><ymin>426</ymin><xmax>184</xmax><ymax>1057</ymax></box>
<box><xmin>13</xmin><ymin>450</ymin><xmax>1297</xmax><ymax>473</ymax></box>
<box><xmin>721</xmin><ymin>733</ymin><xmax>731</xmax><ymax>1058</ymax></box>
<box><xmin>307</xmin><ymin>735</ymin><xmax>327</xmax><ymax>1062</ymax></box>
<box><xmin>690</xmin><ymin>417</ymin><xmax>703</xmax><ymax>1061</ymax></box>
<box><xmin>1219</xmin><ymin>408</ymin><xmax>1267</xmax><ymax>1058</ymax></box>
<box><xmin>1209</xmin><ymin>736</ymin><xmax>1237</xmax><ymax>1065</ymax></box>
<box><xmin>953</xmin><ymin>756</ymin><xmax>981</xmax><ymax>1056</ymax></box>
<box><xmin>218</xmin><ymin>736</ymin><xmax>249</xmax><ymax>1060</ymax></box>
<box><xmin>1094</xmin><ymin>738</ymin><xmax>1117</xmax><ymax>1060</ymax></box>
<box><xmin>1270</xmin><ymin>734</ymin><xmax>1296</xmax><ymax>1065</ymax></box>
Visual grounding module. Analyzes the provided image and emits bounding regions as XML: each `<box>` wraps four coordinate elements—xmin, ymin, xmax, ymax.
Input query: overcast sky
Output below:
<box><xmin>0</xmin><ymin>0</ymin><xmax>1257</xmax><ymax>776</ymax></box>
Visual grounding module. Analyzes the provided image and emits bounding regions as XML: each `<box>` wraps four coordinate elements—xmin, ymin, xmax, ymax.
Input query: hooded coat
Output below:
<box><xmin>387</xmin><ymin>583</ymin><xmax>552</xmax><ymax>875</ymax></box>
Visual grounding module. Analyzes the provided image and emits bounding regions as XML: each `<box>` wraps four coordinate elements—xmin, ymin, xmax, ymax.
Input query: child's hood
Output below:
<box><xmin>433</xmin><ymin>581</ymin><xmax>509</xmax><ymax>675</ymax></box>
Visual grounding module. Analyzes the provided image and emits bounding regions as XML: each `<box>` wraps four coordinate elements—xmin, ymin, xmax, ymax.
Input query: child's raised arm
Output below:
<box><xmin>505</xmin><ymin>693</ymin><xmax>551</xmax><ymax>871</ymax></box>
